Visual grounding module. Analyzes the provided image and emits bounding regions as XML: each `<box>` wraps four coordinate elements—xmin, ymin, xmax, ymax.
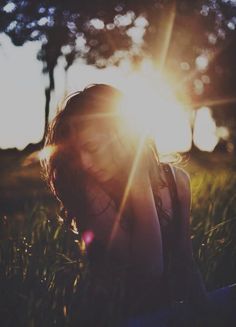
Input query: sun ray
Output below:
<box><xmin>190</xmin><ymin>96</ymin><xmax>236</xmax><ymax>109</ymax></box>
<box><xmin>158</xmin><ymin>0</ymin><xmax>176</xmax><ymax>72</ymax></box>
<box><xmin>108</xmin><ymin>135</ymin><xmax>146</xmax><ymax>250</ymax></box>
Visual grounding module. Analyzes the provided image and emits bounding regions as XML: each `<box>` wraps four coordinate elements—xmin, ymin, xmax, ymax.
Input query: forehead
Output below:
<box><xmin>75</xmin><ymin>120</ymin><xmax>111</xmax><ymax>146</ymax></box>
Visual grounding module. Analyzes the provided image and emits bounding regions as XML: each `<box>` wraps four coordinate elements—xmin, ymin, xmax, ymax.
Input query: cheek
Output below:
<box><xmin>89</xmin><ymin>147</ymin><xmax>110</xmax><ymax>167</ymax></box>
<box><xmin>102</xmin><ymin>147</ymin><xmax>115</xmax><ymax>167</ymax></box>
<box><xmin>98</xmin><ymin>144</ymin><xmax>117</xmax><ymax>171</ymax></box>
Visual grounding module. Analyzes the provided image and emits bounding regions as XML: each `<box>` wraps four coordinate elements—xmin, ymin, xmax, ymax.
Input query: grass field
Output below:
<box><xmin>0</xmin><ymin>149</ymin><xmax>235</xmax><ymax>326</ymax></box>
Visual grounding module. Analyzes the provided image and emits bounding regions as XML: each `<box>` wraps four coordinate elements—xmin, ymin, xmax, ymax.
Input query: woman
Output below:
<box><xmin>42</xmin><ymin>84</ymin><xmax>208</xmax><ymax>326</ymax></box>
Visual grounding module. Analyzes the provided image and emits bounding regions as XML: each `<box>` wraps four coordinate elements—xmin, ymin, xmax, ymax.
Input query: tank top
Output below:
<box><xmin>122</xmin><ymin>163</ymin><xmax>181</xmax><ymax>316</ymax></box>
<box><xmin>83</xmin><ymin>162</ymin><xmax>182</xmax><ymax>325</ymax></box>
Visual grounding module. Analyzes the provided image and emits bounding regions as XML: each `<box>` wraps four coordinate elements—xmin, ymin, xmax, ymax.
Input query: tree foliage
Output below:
<box><xmin>0</xmin><ymin>0</ymin><xmax>236</xmax><ymax>146</ymax></box>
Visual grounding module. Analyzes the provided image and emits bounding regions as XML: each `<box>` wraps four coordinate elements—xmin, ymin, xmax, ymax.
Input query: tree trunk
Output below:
<box><xmin>42</xmin><ymin>65</ymin><xmax>55</xmax><ymax>145</ymax></box>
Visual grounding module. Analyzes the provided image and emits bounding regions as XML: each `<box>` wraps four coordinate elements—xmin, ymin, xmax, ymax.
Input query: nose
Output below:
<box><xmin>79</xmin><ymin>151</ymin><xmax>93</xmax><ymax>172</ymax></box>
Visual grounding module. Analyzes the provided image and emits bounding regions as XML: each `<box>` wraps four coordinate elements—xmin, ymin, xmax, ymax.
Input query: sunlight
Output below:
<box><xmin>109</xmin><ymin>135</ymin><xmax>146</xmax><ymax>248</ymax></box>
<box><xmin>22</xmin><ymin>145</ymin><xmax>56</xmax><ymax>166</ymax></box>
<box><xmin>117</xmin><ymin>61</ymin><xmax>192</xmax><ymax>154</ymax></box>
<box><xmin>192</xmin><ymin>96</ymin><xmax>236</xmax><ymax>109</ymax></box>
<box><xmin>38</xmin><ymin>145</ymin><xmax>56</xmax><ymax>161</ymax></box>
<box><xmin>158</xmin><ymin>1</ymin><xmax>176</xmax><ymax>71</ymax></box>
<box><xmin>193</xmin><ymin>107</ymin><xmax>219</xmax><ymax>151</ymax></box>
<box><xmin>216</xmin><ymin>126</ymin><xmax>229</xmax><ymax>140</ymax></box>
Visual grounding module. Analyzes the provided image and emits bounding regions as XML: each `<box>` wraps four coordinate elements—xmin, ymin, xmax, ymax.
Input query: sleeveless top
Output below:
<box><xmin>82</xmin><ymin>162</ymin><xmax>183</xmax><ymax>325</ymax></box>
<box><xmin>123</xmin><ymin>163</ymin><xmax>181</xmax><ymax>316</ymax></box>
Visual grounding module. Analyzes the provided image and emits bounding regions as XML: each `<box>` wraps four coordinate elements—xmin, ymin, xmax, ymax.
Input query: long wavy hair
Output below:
<box><xmin>41</xmin><ymin>84</ymin><xmax>168</xmax><ymax>231</ymax></box>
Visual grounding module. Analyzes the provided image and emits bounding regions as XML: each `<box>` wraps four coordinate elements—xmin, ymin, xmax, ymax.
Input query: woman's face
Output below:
<box><xmin>74</xmin><ymin>121</ymin><xmax>126</xmax><ymax>184</ymax></box>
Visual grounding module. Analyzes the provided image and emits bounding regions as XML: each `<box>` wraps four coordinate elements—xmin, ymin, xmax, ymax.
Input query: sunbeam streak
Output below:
<box><xmin>191</xmin><ymin>96</ymin><xmax>236</xmax><ymax>109</ymax></box>
<box><xmin>108</xmin><ymin>136</ymin><xmax>146</xmax><ymax>250</ymax></box>
<box><xmin>158</xmin><ymin>0</ymin><xmax>176</xmax><ymax>71</ymax></box>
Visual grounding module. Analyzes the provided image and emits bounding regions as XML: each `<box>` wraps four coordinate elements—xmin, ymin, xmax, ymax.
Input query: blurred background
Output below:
<box><xmin>0</xmin><ymin>0</ymin><xmax>236</xmax><ymax>325</ymax></box>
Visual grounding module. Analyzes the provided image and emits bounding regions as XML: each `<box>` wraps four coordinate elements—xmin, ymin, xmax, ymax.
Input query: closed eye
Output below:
<box><xmin>84</xmin><ymin>143</ymin><xmax>99</xmax><ymax>153</ymax></box>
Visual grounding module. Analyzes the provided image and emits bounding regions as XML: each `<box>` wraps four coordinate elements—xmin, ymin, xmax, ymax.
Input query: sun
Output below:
<box><xmin>116</xmin><ymin>62</ymin><xmax>192</xmax><ymax>154</ymax></box>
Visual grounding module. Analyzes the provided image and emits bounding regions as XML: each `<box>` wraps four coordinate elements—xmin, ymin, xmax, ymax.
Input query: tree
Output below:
<box><xmin>0</xmin><ymin>0</ymin><xmax>134</xmax><ymax>146</ymax></box>
<box><xmin>0</xmin><ymin>0</ymin><xmax>236</xmax><ymax>149</ymax></box>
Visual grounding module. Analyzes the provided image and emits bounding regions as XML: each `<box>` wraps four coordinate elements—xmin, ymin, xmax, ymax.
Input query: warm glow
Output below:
<box><xmin>109</xmin><ymin>135</ymin><xmax>147</xmax><ymax>248</ymax></box>
<box><xmin>55</xmin><ymin>58</ymin><xmax>229</xmax><ymax>155</ymax></box>
<box><xmin>38</xmin><ymin>145</ymin><xmax>55</xmax><ymax>161</ymax></box>
<box><xmin>193</xmin><ymin>107</ymin><xmax>219</xmax><ymax>151</ymax></box>
<box><xmin>116</xmin><ymin>61</ymin><xmax>192</xmax><ymax>154</ymax></box>
<box><xmin>216</xmin><ymin>126</ymin><xmax>229</xmax><ymax>140</ymax></box>
<box><xmin>22</xmin><ymin>145</ymin><xmax>55</xmax><ymax>166</ymax></box>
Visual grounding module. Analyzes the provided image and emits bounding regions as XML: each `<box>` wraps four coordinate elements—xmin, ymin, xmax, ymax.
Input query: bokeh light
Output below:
<box><xmin>193</xmin><ymin>106</ymin><xmax>219</xmax><ymax>151</ymax></box>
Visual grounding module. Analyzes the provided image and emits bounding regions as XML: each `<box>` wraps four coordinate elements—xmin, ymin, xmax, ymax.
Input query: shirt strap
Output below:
<box><xmin>161</xmin><ymin>163</ymin><xmax>181</xmax><ymax>230</ymax></box>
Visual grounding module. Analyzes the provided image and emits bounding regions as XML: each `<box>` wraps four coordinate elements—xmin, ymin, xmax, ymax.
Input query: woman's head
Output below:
<box><xmin>47</xmin><ymin>85</ymin><xmax>129</xmax><ymax>176</ymax></box>
<box><xmin>42</xmin><ymin>84</ymin><xmax>140</xmax><ymax>222</ymax></box>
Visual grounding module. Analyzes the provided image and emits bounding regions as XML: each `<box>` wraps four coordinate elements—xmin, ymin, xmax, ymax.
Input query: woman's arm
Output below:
<box><xmin>129</xmin><ymin>171</ymin><xmax>164</xmax><ymax>278</ymax></box>
<box><xmin>173</xmin><ymin>166</ymin><xmax>208</xmax><ymax>305</ymax></box>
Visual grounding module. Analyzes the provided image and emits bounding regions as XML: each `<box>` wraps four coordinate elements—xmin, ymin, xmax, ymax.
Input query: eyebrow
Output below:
<box><xmin>81</xmin><ymin>140</ymin><xmax>97</xmax><ymax>148</ymax></box>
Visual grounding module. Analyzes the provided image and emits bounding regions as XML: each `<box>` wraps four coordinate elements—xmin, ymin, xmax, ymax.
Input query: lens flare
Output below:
<box><xmin>116</xmin><ymin>65</ymin><xmax>192</xmax><ymax>154</ymax></box>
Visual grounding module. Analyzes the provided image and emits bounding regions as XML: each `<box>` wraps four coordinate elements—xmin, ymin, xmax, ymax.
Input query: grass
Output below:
<box><xmin>190</xmin><ymin>166</ymin><xmax>236</xmax><ymax>290</ymax></box>
<box><xmin>0</xmin><ymin>150</ymin><xmax>236</xmax><ymax>326</ymax></box>
<box><xmin>0</xmin><ymin>203</ymin><xmax>86</xmax><ymax>326</ymax></box>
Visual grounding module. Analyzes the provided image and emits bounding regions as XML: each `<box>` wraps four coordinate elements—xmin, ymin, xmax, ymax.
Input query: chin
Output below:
<box><xmin>98</xmin><ymin>175</ymin><xmax>112</xmax><ymax>183</ymax></box>
<box><xmin>94</xmin><ymin>170</ymin><xmax>110</xmax><ymax>183</ymax></box>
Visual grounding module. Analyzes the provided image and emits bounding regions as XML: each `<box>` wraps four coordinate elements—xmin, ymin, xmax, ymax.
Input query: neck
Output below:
<box><xmin>99</xmin><ymin>170</ymin><xmax>129</xmax><ymax>207</ymax></box>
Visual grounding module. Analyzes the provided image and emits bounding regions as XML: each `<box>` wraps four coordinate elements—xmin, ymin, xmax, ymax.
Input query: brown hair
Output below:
<box><xmin>41</xmin><ymin>84</ymin><xmax>167</xmax><ymax>230</ymax></box>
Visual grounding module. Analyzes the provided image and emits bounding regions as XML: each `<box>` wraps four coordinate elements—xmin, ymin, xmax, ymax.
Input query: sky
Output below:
<box><xmin>0</xmin><ymin>33</ymin><xmax>134</xmax><ymax>150</ymax></box>
<box><xmin>0</xmin><ymin>32</ymin><xmax>225</xmax><ymax>152</ymax></box>
<box><xmin>0</xmin><ymin>33</ymin><xmax>46</xmax><ymax>149</ymax></box>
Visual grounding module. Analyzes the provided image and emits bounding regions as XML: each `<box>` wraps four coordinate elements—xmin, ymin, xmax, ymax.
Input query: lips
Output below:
<box><xmin>92</xmin><ymin>170</ymin><xmax>104</xmax><ymax>178</ymax></box>
<box><xmin>89</xmin><ymin>169</ymin><xmax>109</xmax><ymax>182</ymax></box>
